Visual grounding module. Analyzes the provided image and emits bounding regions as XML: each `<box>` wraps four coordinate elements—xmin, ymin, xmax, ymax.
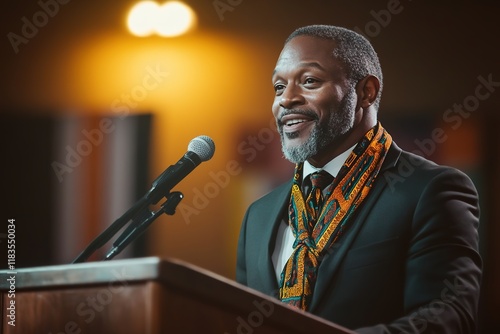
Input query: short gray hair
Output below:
<box><xmin>286</xmin><ymin>25</ymin><xmax>383</xmax><ymax>110</ymax></box>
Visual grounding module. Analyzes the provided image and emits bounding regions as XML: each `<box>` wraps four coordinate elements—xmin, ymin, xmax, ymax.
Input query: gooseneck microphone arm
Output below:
<box><xmin>71</xmin><ymin>195</ymin><xmax>149</xmax><ymax>263</ymax></box>
<box><xmin>104</xmin><ymin>191</ymin><xmax>184</xmax><ymax>261</ymax></box>
<box><xmin>71</xmin><ymin>135</ymin><xmax>215</xmax><ymax>264</ymax></box>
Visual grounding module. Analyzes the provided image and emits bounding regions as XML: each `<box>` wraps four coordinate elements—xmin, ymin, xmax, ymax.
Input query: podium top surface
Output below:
<box><xmin>0</xmin><ymin>257</ymin><xmax>167</xmax><ymax>289</ymax></box>
<box><xmin>0</xmin><ymin>257</ymin><xmax>354</xmax><ymax>333</ymax></box>
<box><xmin>1</xmin><ymin>257</ymin><xmax>240</xmax><ymax>291</ymax></box>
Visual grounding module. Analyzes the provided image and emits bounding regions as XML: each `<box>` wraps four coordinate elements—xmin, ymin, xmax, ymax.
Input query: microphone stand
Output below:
<box><xmin>72</xmin><ymin>195</ymin><xmax>149</xmax><ymax>263</ymax></box>
<box><xmin>72</xmin><ymin>159</ymin><xmax>187</xmax><ymax>264</ymax></box>
<box><xmin>104</xmin><ymin>191</ymin><xmax>183</xmax><ymax>261</ymax></box>
<box><xmin>71</xmin><ymin>190</ymin><xmax>183</xmax><ymax>264</ymax></box>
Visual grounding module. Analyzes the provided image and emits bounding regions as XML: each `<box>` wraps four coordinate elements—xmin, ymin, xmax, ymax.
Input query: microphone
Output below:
<box><xmin>72</xmin><ymin>135</ymin><xmax>215</xmax><ymax>263</ymax></box>
<box><xmin>145</xmin><ymin>135</ymin><xmax>215</xmax><ymax>205</ymax></box>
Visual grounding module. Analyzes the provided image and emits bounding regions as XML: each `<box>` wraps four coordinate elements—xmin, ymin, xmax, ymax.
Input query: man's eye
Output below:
<box><xmin>304</xmin><ymin>78</ymin><xmax>318</xmax><ymax>84</ymax></box>
<box><xmin>274</xmin><ymin>84</ymin><xmax>285</xmax><ymax>93</ymax></box>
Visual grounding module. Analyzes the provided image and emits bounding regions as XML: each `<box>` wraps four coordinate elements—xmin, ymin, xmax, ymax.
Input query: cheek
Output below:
<box><xmin>272</xmin><ymin>100</ymin><xmax>281</xmax><ymax>117</ymax></box>
<box><xmin>317</xmin><ymin>95</ymin><xmax>343</xmax><ymax>117</ymax></box>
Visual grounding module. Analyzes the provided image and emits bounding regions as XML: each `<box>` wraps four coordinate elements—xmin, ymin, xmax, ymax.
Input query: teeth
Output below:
<box><xmin>286</xmin><ymin>119</ymin><xmax>307</xmax><ymax>126</ymax></box>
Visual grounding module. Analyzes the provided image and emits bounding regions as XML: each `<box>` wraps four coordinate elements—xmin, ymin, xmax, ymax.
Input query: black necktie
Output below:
<box><xmin>305</xmin><ymin>171</ymin><xmax>333</xmax><ymax>229</ymax></box>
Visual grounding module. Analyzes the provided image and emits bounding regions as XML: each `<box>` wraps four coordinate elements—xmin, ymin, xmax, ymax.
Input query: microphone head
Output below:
<box><xmin>188</xmin><ymin>135</ymin><xmax>215</xmax><ymax>162</ymax></box>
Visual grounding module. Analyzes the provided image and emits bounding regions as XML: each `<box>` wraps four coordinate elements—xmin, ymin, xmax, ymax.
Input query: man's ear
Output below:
<box><xmin>356</xmin><ymin>75</ymin><xmax>380</xmax><ymax>109</ymax></box>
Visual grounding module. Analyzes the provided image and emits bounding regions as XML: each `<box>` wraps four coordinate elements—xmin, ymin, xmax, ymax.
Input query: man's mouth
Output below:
<box><xmin>280</xmin><ymin>114</ymin><xmax>315</xmax><ymax>132</ymax></box>
<box><xmin>285</xmin><ymin>118</ymin><xmax>308</xmax><ymax>126</ymax></box>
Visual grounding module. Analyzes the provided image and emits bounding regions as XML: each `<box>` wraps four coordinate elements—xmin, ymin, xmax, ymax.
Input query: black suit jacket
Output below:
<box><xmin>236</xmin><ymin>142</ymin><xmax>482</xmax><ymax>333</ymax></box>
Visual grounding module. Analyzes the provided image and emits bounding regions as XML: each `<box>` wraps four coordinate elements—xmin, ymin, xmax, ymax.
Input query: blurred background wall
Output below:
<box><xmin>1</xmin><ymin>0</ymin><xmax>498</xmax><ymax>331</ymax></box>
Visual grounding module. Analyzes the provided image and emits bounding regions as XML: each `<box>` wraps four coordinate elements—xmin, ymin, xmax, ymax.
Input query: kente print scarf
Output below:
<box><xmin>279</xmin><ymin>122</ymin><xmax>392</xmax><ymax>310</ymax></box>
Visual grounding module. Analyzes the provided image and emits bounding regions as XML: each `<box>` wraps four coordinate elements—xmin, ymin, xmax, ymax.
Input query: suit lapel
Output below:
<box><xmin>257</xmin><ymin>180</ymin><xmax>293</xmax><ymax>296</ymax></box>
<box><xmin>309</xmin><ymin>143</ymin><xmax>402</xmax><ymax>311</ymax></box>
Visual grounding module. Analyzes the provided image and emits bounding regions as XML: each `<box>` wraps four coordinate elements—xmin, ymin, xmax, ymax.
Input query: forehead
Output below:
<box><xmin>274</xmin><ymin>35</ymin><xmax>341</xmax><ymax>74</ymax></box>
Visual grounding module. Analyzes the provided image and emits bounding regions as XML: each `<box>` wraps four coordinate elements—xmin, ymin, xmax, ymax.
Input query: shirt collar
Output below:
<box><xmin>302</xmin><ymin>144</ymin><xmax>356</xmax><ymax>181</ymax></box>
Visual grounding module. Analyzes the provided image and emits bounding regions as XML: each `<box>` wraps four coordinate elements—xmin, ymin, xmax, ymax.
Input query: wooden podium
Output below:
<box><xmin>0</xmin><ymin>257</ymin><xmax>353</xmax><ymax>333</ymax></box>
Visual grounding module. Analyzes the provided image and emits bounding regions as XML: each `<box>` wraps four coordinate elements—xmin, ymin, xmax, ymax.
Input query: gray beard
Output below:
<box><xmin>278</xmin><ymin>88</ymin><xmax>357</xmax><ymax>164</ymax></box>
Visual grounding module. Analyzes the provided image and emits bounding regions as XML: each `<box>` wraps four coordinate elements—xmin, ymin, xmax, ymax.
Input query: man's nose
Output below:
<box><xmin>279</xmin><ymin>84</ymin><xmax>305</xmax><ymax>109</ymax></box>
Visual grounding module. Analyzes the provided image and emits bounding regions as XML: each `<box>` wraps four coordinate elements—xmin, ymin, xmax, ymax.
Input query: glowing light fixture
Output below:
<box><xmin>127</xmin><ymin>1</ymin><xmax>197</xmax><ymax>37</ymax></box>
<box><xmin>156</xmin><ymin>2</ymin><xmax>196</xmax><ymax>37</ymax></box>
<box><xmin>127</xmin><ymin>1</ymin><xmax>159</xmax><ymax>37</ymax></box>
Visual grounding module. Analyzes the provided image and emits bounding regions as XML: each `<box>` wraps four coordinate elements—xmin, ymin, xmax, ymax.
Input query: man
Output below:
<box><xmin>236</xmin><ymin>25</ymin><xmax>482</xmax><ymax>333</ymax></box>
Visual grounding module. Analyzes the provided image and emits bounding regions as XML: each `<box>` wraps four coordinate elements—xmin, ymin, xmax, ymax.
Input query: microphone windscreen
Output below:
<box><xmin>188</xmin><ymin>135</ymin><xmax>215</xmax><ymax>162</ymax></box>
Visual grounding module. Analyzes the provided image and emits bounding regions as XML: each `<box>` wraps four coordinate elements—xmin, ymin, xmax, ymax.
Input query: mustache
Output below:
<box><xmin>277</xmin><ymin>109</ymin><xmax>319</xmax><ymax>126</ymax></box>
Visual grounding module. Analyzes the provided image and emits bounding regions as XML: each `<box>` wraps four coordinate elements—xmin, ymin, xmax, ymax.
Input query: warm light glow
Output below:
<box><xmin>156</xmin><ymin>2</ymin><xmax>196</xmax><ymax>37</ymax></box>
<box><xmin>127</xmin><ymin>1</ymin><xmax>196</xmax><ymax>37</ymax></box>
<box><xmin>127</xmin><ymin>1</ymin><xmax>159</xmax><ymax>37</ymax></box>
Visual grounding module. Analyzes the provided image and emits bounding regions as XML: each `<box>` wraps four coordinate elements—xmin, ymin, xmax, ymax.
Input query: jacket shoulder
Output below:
<box><xmin>382</xmin><ymin>143</ymin><xmax>477</xmax><ymax>192</ymax></box>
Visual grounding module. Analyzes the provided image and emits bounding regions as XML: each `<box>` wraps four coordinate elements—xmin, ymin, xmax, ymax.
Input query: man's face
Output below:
<box><xmin>272</xmin><ymin>35</ymin><xmax>358</xmax><ymax>164</ymax></box>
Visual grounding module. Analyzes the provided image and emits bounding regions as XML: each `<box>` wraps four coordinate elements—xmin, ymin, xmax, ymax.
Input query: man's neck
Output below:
<box><xmin>303</xmin><ymin>144</ymin><xmax>356</xmax><ymax>180</ymax></box>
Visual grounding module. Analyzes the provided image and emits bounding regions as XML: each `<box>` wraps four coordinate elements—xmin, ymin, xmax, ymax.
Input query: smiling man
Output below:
<box><xmin>236</xmin><ymin>25</ymin><xmax>482</xmax><ymax>333</ymax></box>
